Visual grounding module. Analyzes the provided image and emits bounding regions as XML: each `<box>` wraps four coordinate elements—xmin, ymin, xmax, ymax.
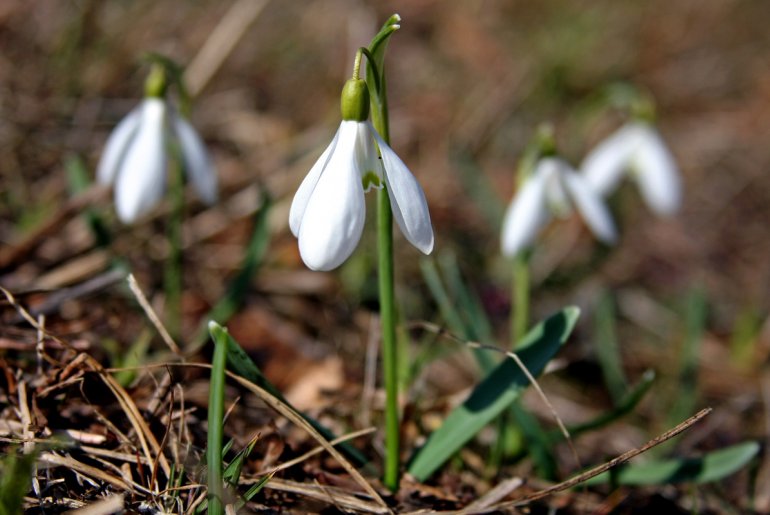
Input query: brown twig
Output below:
<box><xmin>489</xmin><ymin>407</ymin><xmax>713</xmax><ymax>511</ymax></box>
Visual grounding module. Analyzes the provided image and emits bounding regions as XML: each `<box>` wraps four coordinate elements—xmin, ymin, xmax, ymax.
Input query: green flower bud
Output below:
<box><xmin>340</xmin><ymin>78</ymin><xmax>369</xmax><ymax>122</ymax></box>
<box><xmin>144</xmin><ymin>63</ymin><xmax>168</xmax><ymax>99</ymax></box>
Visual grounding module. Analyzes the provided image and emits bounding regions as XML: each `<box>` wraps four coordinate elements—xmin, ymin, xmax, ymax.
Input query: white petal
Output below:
<box><xmin>114</xmin><ymin>98</ymin><xmax>167</xmax><ymax>223</ymax></box>
<box><xmin>632</xmin><ymin>124</ymin><xmax>681</xmax><ymax>215</ymax></box>
<box><xmin>289</xmin><ymin>125</ymin><xmax>342</xmax><ymax>237</ymax></box>
<box><xmin>96</xmin><ymin>106</ymin><xmax>142</xmax><ymax>185</ymax></box>
<box><xmin>173</xmin><ymin>113</ymin><xmax>217</xmax><ymax>205</ymax></box>
<box><xmin>500</xmin><ymin>170</ymin><xmax>550</xmax><ymax>257</ymax></box>
<box><xmin>561</xmin><ymin>168</ymin><xmax>617</xmax><ymax>244</ymax></box>
<box><xmin>581</xmin><ymin>124</ymin><xmax>637</xmax><ymax>196</ymax></box>
<box><xmin>297</xmin><ymin>122</ymin><xmax>365</xmax><ymax>271</ymax></box>
<box><xmin>371</xmin><ymin>124</ymin><xmax>434</xmax><ymax>254</ymax></box>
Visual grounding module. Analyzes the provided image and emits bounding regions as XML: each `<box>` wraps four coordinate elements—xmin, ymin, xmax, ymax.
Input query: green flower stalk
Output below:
<box><xmin>288</xmin><ymin>15</ymin><xmax>433</xmax><ymax>491</ymax></box>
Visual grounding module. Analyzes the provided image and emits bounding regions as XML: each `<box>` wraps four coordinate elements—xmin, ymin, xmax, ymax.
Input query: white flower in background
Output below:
<box><xmin>97</xmin><ymin>97</ymin><xmax>217</xmax><ymax>223</ymax></box>
<box><xmin>290</xmin><ymin>118</ymin><xmax>434</xmax><ymax>271</ymax></box>
<box><xmin>580</xmin><ymin>122</ymin><xmax>680</xmax><ymax>215</ymax></box>
<box><xmin>501</xmin><ymin>157</ymin><xmax>617</xmax><ymax>257</ymax></box>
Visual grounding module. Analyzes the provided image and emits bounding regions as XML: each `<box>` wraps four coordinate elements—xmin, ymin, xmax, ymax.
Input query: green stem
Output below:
<box><xmin>378</xmin><ymin>186</ymin><xmax>399</xmax><ymax>491</ymax></box>
<box><xmin>370</xmin><ymin>63</ymin><xmax>399</xmax><ymax>491</ymax></box>
<box><xmin>511</xmin><ymin>251</ymin><xmax>530</xmax><ymax>348</ymax></box>
<box><xmin>164</xmin><ymin>159</ymin><xmax>184</xmax><ymax>339</ymax></box>
<box><xmin>207</xmin><ymin>323</ymin><xmax>228</xmax><ymax>515</ymax></box>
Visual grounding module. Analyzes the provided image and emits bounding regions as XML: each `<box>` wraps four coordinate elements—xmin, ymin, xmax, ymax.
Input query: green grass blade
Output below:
<box><xmin>665</xmin><ymin>287</ymin><xmax>707</xmax><ymax>438</ymax></box>
<box><xmin>211</xmin><ymin>323</ymin><xmax>368</xmax><ymax>466</ymax></box>
<box><xmin>555</xmin><ymin>369</ymin><xmax>655</xmax><ymax>440</ymax></box>
<box><xmin>234</xmin><ymin>473</ymin><xmax>274</xmax><ymax>511</ymax></box>
<box><xmin>223</xmin><ymin>435</ymin><xmax>259</xmax><ymax>486</ymax></box>
<box><xmin>420</xmin><ymin>255</ymin><xmax>496</xmax><ymax>373</ymax></box>
<box><xmin>407</xmin><ymin>307</ymin><xmax>580</xmax><ymax>481</ymax></box>
<box><xmin>0</xmin><ymin>450</ymin><xmax>37</xmax><ymax>515</ymax></box>
<box><xmin>420</xmin><ymin>257</ymin><xmax>467</xmax><ymax>338</ymax></box>
<box><xmin>207</xmin><ymin>321</ymin><xmax>229</xmax><ymax>515</ymax></box>
<box><xmin>585</xmin><ymin>441</ymin><xmax>759</xmax><ymax>486</ymax></box>
<box><xmin>593</xmin><ymin>291</ymin><xmax>628</xmax><ymax>405</ymax></box>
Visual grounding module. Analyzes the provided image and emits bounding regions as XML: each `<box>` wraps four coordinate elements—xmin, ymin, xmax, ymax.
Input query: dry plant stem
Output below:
<box><xmin>260</xmin><ymin>427</ymin><xmax>377</xmax><ymax>475</ymax></box>
<box><xmin>127</xmin><ymin>274</ymin><xmax>181</xmax><ymax>355</ymax></box>
<box><xmin>149</xmin><ymin>363</ymin><xmax>389</xmax><ymax>509</ymax></box>
<box><xmin>65</xmin><ymin>494</ymin><xmax>124</xmax><ymax>515</ymax></box>
<box><xmin>262</xmin><ymin>478</ymin><xmax>389</xmax><ymax>514</ymax></box>
<box><xmin>0</xmin><ymin>285</ymin><xmax>172</xmax><ymax>483</ymax></box>
<box><xmin>490</xmin><ymin>407</ymin><xmax>713</xmax><ymax>511</ymax></box>
<box><xmin>184</xmin><ymin>0</ymin><xmax>269</xmax><ymax>97</ymax></box>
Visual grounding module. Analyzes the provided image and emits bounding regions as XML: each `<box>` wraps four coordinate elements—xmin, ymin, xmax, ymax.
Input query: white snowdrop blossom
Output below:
<box><xmin>501</xmin><ymin>157</ymin><xmax>617</xmax><ymax>257</ymax></box>
<box><xmin>289</xmin><ymin>120</ymin><xmax>434</xmax><ymax>271</ymax></box>
<box><xmin>97</xmin><ymin>97</ymin><xmax>217</xmax><ymax>223</ymax></box>
<box><xmin>581</xmin><ymin>122</ymin><xmax>681</xmax><ymax>215</ymax></box>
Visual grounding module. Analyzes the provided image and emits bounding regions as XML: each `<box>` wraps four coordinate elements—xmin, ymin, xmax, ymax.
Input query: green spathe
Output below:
<box><xmin>340</xmin><ymin>78</ymin><xmax>370</xmax><ymax>122</ymax></box>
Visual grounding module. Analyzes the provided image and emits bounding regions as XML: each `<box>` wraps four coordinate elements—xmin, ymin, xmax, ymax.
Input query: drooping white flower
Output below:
<box><xmin>581</xmin><ymin>122</ymin><xmax>680</xmax><ymax>215</ymax></box>
<box><xmin>501</xmin><ymin>157</ymin><xmax>616</xmax><ymax>257</ymax></box>
<box><xmin>289</xmin><ymin>119</ymin><xmax>434</xmax><ymax>271</ymax></box>
<box><xmin>97</xmin><ymin>97</ymin><xmax>217</xmax><ymax>223</ymax></box>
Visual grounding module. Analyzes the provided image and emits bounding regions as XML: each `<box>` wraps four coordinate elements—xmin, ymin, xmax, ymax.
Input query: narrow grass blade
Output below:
<box><xmin>585</xmin><ymin>441</ymin><xmax>759</xmax><ymax>486</ymax></box>
<box><xmin>235</xmin><ymin>473</ymin><xmax>275</xmax><ymax>511</ymax></box>
<box><xmin>555</xmin><ymin>369</ymin><xmax>655</xmax><ymax>440</ymax></box>
<box><xmin>593</xmin><ymin>291</ymin><xmax>628</xmax><ymax>405</ymax></box>
<box><xmin>223</xmin><ymin>435</ymin><xmax>259</xmax><ymax>485</ymax></box>
<box><xmin>207</xmin><ymin>321</ymin><xmax>229</xmax><ymax>515</ymax></box>
<box><xmin>408</xmin><ymin>307</ymin><xmax>580</xmax><ymax>481</ymax></box>
<box><xmin>211</xmin><ymin>323</ymin><xmax>368</xmax><ymax>466</ymax></box>
<box><xmin>666</xmin><ymin>287</ymin><xmax>707</xmax><ymax>433</ymax></box>
<box><xmin>420</xmin><ymin>255</ymin><xmax>496</xmax><ymax>373</ymax></box>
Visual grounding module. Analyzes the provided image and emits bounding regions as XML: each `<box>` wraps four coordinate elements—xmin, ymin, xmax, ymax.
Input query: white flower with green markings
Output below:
<box><xmin>501</xmin><ymin>156</ymin><xmax>617</xmax><ymax>257</ymax></box>
<box><xmin>97</xmin><ymin>97</ymin><xmax>217</xmax><ymax>223</ymax></box>
<box><xmin>581</xmin><ymin>122</ymin><xmax>680</xmax><ymax>215</ymax></box>
<box><xmin>290</xmin><ymin>78</ymin><xmax>433</xmax><ymax>271</ymax></box>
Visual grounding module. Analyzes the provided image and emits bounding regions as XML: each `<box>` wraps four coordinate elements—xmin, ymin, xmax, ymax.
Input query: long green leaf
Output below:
<box><xmin>408</xmin><ymin>307</ymin><xmax>580</xmax><ymax>481</ymax></box>
<box><xmin>585</xmin><ymin>441</ymin><xmax>759</xmax><ymax>486</ymax></box>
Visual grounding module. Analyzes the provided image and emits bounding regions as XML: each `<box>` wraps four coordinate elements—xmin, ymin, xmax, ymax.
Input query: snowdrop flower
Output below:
<box><xmin>581</xmin><ymin>122</ymin><xmax>680</xmax><ymax>215</ymax></box>
<box><xmin>97</xmin><ymin>80</ymin><xmax>217</xmax><ymax>223</ymax></box>
<box><xmin>290</xmin><ymin>78</ymin><xmax>433</xmax><ymax>271</ymax></box>
<box><xmin>501</xmin><ymin>157</ymin><xmax>617</xmax><ymax>257</ymax></box>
